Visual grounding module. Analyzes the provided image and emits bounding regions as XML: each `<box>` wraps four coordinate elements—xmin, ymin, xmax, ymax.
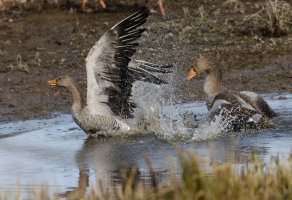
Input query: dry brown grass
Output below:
<box><xmin>262</xmin><ymin>0</ymin><xmax>290</xmax><ymax>36</ymax></box>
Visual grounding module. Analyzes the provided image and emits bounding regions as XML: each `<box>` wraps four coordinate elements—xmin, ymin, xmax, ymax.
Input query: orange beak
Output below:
<box><xmin>48</xmin><ymin>79</ymin><xmax>57</xmax><ymax>86</ymax></box>
<box><xmin>186</xmin><ymin>68</ymin><xmax>197</xmax><ymax>81</ymax></box>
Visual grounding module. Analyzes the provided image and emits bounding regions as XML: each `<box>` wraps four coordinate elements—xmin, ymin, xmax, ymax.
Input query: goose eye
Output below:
<box><xmin>205</xmin><ymin>69</ymin><xmax>210</xmax><ymax>74</ymax></box>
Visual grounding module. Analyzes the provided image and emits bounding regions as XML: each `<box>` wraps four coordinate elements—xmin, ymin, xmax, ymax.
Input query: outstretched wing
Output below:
<box><xmin>85</xmin><ymin>7</ymin><xmax>150</xmax><ymax>118</ymax></box>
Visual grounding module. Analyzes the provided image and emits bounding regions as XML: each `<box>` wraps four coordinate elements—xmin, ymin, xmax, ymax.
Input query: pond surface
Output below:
<box><xmin>0</xmin><ymin>93</ymin><xmax>291</xmax><ymax>197</ymax></box>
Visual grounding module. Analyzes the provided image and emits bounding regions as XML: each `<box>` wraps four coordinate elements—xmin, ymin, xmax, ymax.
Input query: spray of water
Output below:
<box><xmin>191</xmin><ymin>109</ymin><xmax>236</xmax><ymax>141</ymax></box>
<box><xmin>128</xmin><ymin>67</ymin><xmax>195</xmax><ymax>138</ymax></box>
<box><xmin>128</xmin><ymin>69</ymin><xmax>210</xmax><ymax>140</ymax></box>
<box><xmin>130</xmin><ymin>82</ymin><xmax>228</xmax><ymax>141</ymax></box>
<box><xmin>130</xmin><ymin>78</ymin><xmax>266</xmax><ymax>141</ymax></box>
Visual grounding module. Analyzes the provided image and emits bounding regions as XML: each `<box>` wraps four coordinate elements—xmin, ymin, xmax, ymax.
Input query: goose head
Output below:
<box><xmin>186</xmin><ymin>56</ymin><xmax>225</xmax><ymax>96</ymax></box>
<box><xmin>48</xmin><ymin>75</ymin><xmax>74</xmax><ymax>88</ymax></box>
<box><xmin>186</xmin><ymin>56</ymin><xmax>222</xmax><ymax>81</ymax></box>
<box><xmin>48</xmin><ymin>75</ymin><xmax>84</xmax><ymax>111</ymax></box>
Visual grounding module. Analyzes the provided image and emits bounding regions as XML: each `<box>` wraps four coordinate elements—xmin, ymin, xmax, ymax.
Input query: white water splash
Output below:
<box><xmin>130</xmin><ymin>75</ymin><xmax>222</xmax><ymax>140</ymax></box>
<box><xmin>130</xmin><ymin>85</ymin><xmax>233</xmax><ymax>140</ymax></box>
<box><xmin>130</xmin><ymin>81</ymin><xmax>167</xmax><ymax>133</ymax></box>
<box><xmin>191</xmin><ymin>109</ymin><xmax>236</xmax><ymax>141</ymax></box>
<box><xmin>130</xmin><ymin>80</ymin><xmax>292</xmax><ymax>141</ymax></box>
<box><xmin>130</xmin><ymin>79</ymin><xmax>199</xmax><ymax>139</ymax></box>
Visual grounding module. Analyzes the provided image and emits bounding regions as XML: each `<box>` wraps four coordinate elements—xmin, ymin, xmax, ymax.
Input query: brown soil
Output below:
<box><xmin>0</xmin><ymin>1</ymin><xmax>291</xmax><ymax>122</ymax></box>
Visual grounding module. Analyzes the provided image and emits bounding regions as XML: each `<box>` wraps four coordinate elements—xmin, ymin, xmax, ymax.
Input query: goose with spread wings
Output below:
<box><xmin>48</xmin><ymin>7</ymin><xmax>172</xmax><ymax>137</ymax></box>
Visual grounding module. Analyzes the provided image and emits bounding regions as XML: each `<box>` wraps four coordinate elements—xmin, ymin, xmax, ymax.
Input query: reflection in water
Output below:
<box><xmin>62</xmin><ymin>132</ymin><xmax>288</xmax><ymax>199</ymax></box>
<box><xmin>61</xmin><ymin>169</ymin><xmax>89</xmax><ymax>199</ymax></box>
<box><xmin>62</xmin><ymin>134</ymin><xmax>177</xmax><ymax>199</ymax></box>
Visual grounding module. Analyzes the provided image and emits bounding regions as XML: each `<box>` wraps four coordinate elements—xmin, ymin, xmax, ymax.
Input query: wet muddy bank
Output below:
<box><xmin>0</xmin><ymin>0</ymin><xmax>291</xmax><ymax>122</ymax></box>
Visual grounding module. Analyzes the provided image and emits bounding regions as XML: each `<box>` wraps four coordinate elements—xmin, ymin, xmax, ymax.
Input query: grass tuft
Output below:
<box><xmin>261</xmin><ymin>0</ymin><xmax>290</xmax><ymax>36</ymax></box>
<box><xmin>8</xmin><ymin>55</ymin><xmax>29</xmax><ymax>73</ymax></box>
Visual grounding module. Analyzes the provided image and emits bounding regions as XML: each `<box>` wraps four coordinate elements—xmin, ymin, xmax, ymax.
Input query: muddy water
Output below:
<box><xmin>0</xmin><ymin>93</ymin><xmax>291</xmax><ymax>196</ymax></box>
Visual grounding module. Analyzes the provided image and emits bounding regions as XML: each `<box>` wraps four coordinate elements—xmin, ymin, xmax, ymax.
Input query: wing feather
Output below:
<box><xmin>85</xmin><ymin>7</ymin><xmax>150</xmax><ymax>117</ymax></box>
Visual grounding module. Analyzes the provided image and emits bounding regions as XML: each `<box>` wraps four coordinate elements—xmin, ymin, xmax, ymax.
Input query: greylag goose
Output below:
<box><xmin>48</xmin><ymin>7</ymin><xmax>171</xmax><ymax>137</ymax></box>
<box><xmin>82</xmin><ymin>0</ymin><xmax>165</xmax><ymax>16</ymax></box>
<box><xmin>186</xmin><ymin>56</ymin><xmax>277</xmax><ymax>131</ymax></box>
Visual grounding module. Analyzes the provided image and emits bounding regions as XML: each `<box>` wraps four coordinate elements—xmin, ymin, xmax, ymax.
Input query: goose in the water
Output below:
<box><xmin>48</xmin><ymin>7</ymin><xmax>172</xmax><ymax>137</ymax></box>
<box><xmin>186</xmin><ymin>56</ymin><xmax>277</xmax><ymax>131</ymax></box>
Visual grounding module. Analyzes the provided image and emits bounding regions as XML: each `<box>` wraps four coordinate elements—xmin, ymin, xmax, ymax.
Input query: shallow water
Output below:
<box><xmin>0</xmin><ymin>93</ymin><xmax>291</xmax><ymax>197</ymax></box>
